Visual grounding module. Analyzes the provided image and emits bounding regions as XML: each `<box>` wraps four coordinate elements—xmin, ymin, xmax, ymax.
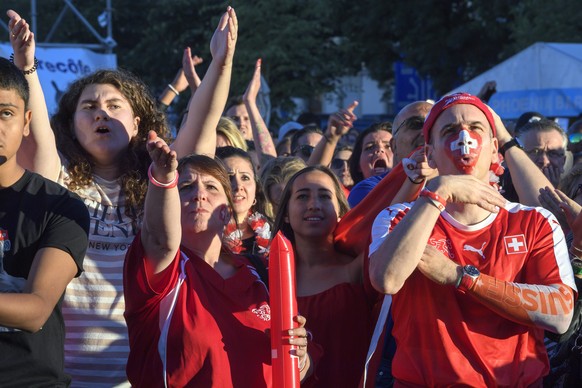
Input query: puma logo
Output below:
<box><xmin>463</xmin><ymin>242</ymin><xmax>486</xmax><ymax>260</ymax></box>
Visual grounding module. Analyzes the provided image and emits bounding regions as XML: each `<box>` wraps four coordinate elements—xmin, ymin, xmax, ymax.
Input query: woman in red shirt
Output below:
<box><xmin>124</xmin><ymin>132</ymin><xmax>312</xmax><ymax>387</ymax></box>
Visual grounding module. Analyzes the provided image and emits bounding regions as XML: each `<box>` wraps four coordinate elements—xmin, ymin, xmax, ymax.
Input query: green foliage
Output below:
<box><xmin>509</xmin><ymin>0</ymin><xmax>582</xmax><ymax>52</ymax></box>
<box><xmin>3</xmin><ymin>0</ymin><xmax>581</xmax><ymax>111</ymax></box>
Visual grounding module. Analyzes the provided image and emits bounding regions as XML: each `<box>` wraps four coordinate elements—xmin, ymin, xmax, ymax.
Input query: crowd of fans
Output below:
<box><xmin>2</xmin><ymin>5</ymin><xmax>582</xmax><ymax>388</ymax></box>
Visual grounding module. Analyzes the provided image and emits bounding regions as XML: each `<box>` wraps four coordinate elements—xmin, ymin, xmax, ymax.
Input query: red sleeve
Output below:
<box><xmin>335</xmin><ymin>162</ymin><xmax>408</xmax><ymax>256</ymax></box>
<box><xmin>123</xmin><ymin>232</ymin><xmax>181</xmax><ymax>315</ymax></box>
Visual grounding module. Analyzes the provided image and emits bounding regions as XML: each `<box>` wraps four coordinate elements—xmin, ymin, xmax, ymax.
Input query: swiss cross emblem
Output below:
<box><xmin>450</xmin><ymin>130</ymin><xmax>478</xmax><ymax>155</ymax></box>
<box><xmin>504</xmin><ymin>234</ymin><xmax>528</xmax><ymax>255</ymax></box>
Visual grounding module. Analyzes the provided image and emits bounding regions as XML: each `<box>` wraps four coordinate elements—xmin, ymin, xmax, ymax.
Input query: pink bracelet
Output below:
<box><xmin>148</xmin><ymin>164</ymin><xmax>179</xmax><ymax>189</ymax></box>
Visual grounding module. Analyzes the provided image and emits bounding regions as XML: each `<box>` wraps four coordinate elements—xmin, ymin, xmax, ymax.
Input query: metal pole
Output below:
<box><xmin>31</xmin><ymin>0</ymin><xmax>38</xmax><ymax>39</ymax></box>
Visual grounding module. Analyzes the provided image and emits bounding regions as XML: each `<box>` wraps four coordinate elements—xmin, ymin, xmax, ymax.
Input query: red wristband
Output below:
<box><xmin>419</xmin><ymin>188</ymin><xmax>446</xmax><ymax>212</ymax></box>
<box><xmin>459</xmin><ymin>273</ymin><xmax>478</xmax><ymax>292</ymax></box>
<box><xmin>148</xmin><ymin>164</ymin><xmax>179</xmax><ymax>189</ymax></box>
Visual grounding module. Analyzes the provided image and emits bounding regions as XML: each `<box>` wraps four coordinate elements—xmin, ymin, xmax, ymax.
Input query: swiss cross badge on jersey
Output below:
<box><xmin>504</xmin><ymin>234</ymin><xmax>528</xmax><ymax>255</ymax></box>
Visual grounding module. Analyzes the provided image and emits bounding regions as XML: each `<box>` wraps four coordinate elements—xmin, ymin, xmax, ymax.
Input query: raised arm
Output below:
<box><xmin>491</xmin><ymin>107</ymin><xmax>552</xmax><ymax>206</ymax></box>
<box><xmin>182</xmin><ymin>48</ymin><xmax>203</xmax><ymax>93</ymax></box>
<box><xmin>8</xmin><ymin>10</ymin><xmax>60</xmax><ymax>180</ymax></box>
<box><xmin>141</xmin><ymin>131</ymin><xmax>182</xmax><ymax>274</ymax></box>
<box><xmin>158</xmin><ymin>50</ymin><xmax>203</xmax><ymax>109</ymax></box>
<box><xmin>171</xmin><ymin>7</ymin><xmax>237</xmax><ymax>158</ymax></box>
<box><xmin>308</xmin><ymin>101</ymin><xmax>358</xmax><ymax>167</ymax></box>
<box><xmin>243</xmin><ymin>58</ymin><xmax>277</xmax><ymax>161</ymax></box>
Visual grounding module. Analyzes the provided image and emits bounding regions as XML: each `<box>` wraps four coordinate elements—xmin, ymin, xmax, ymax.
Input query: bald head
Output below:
<box><xmin>393</xmin><ymin>101</ymin><xmax>433</xmax><ymax>138</ymax></box>
<box><xmin>391</xmin><ymin>101</ymin><xmax>433</xmax><ymax>163</ymax></box>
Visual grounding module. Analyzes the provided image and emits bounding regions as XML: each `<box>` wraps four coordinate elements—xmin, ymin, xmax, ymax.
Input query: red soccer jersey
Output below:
<box><xmin>124</xmin><ymin>234</ymin><xmax>272</xmax><ymax>388</ymax></box>
<box><xmin>369</xmin><ymin>201</ymin><xmax>576</xmax><ymax>387</ymax></box>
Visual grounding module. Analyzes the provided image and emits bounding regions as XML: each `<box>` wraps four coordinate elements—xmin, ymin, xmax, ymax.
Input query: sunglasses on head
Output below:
<box><xmin>331</xmin><ymin>158</ymin><xmax>349</xmax><ymax>169</ymax></box>
<box><xmin>294</xmin><ymin>145</ymin><xmax>315</xmax><ymax>158</ymax></box>
<box><xmin>569</xmin><ymin>133</ymin><xmax>582</xmax><ymax>144</ymax></box>
<box><xmin>393</xmin><ymin>116</ymin><xmax>425</xmax><ymax>137</ymax></box>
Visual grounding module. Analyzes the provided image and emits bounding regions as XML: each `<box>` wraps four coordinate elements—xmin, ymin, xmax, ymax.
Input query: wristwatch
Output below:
<box><xmin>456</xmin><ymin>265</ymin><xmax>481</xmax><ymax>292</ymax></box>
<box><xmin>499</xmin><ymin>137</ymin><xmax>523</xmax><ymax>157</ymax></box>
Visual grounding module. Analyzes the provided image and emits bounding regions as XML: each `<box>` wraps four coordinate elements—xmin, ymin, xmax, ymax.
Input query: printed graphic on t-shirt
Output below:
<box><xmin>428</xmin><ymin>237</ymin><xmax>455</xmax><ymax>259</ymax></box>
<box><xmin>463</xmin><ymin>242</ymin><xmax>487</xmax><ymax>260</ymax></box>
<box><xmin>252</xmin><ymin>304</ymin><xmax>271</xmax><ymax>321</ymax></box>
<box><xmin>504</xmin><ymin>234</ymin><xmax>528</xmax><ymax>255</ymax></box>
<box><xmin>85</xmin><ymin>200</ymin><xmax>138</xmax><ymax>255</ymax></box>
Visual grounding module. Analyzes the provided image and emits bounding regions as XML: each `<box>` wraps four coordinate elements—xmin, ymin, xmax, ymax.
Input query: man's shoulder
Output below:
<box><xmin>18</xmin><ymin>171</ymin><xmax>89</xmax><ymax>226</ymax></box>
<box><xmin>503</xmin><ymin>200</ymin><xmax>557</xmax><ymax>222</ymax></box>
<box><xmin>22</xmin><ymin>170</ymin><xmax>84</xmax><ymax>203</ymax></box>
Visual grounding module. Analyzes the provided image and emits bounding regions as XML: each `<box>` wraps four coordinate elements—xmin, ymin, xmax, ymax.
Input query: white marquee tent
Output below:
<box><xmin>450</xmin><ymin>42</ymin><xmax>582</xmax><ymax>119</ymax></box>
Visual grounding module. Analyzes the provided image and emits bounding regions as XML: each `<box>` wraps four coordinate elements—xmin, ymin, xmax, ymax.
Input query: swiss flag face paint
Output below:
<box><xmin>445</xmin><ymin>129</ymin><xmax>482</xmax><ymax>173</ymax></box>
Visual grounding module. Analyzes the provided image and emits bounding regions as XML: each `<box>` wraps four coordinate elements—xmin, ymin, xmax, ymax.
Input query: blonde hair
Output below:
<box><xmin>259</xmin><ymin>157</ymin><xmax>307</xmax><ymax>220</ymax></box>
<box><xmin>217</xmin><ymin>116</ymin><xmax>248</xmax><ymax>151</ymax></box>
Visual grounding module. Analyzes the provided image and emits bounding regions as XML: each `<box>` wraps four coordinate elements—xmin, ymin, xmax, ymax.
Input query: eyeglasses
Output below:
<box><xmin>525</xmin><ymin>148</ymin><xmax>565</xmax><ymax>160</ymax></box>
<box><xmin>331</xmin><ymin>158</ymin><xmax>349</xmax><ymax>170</ymax></box>
<box><xmin>393</xmin><ymin>116</ymin><xmax>425</xmax><ymax>137</ymax></box>
<box><xmin>293</xmin><ymin>145</ymin><xmax>315</xmax><ymax>159</ymax></box>
<box><xmin>569</xmin><ymin>133</ymin><xmax>582</xmax><ymax>144</ymax></box>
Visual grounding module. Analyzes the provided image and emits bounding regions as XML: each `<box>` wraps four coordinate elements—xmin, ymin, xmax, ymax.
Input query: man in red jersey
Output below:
<box><xmin>368</xmin><ymin>92</ymin><xmax>577</xmax><ymax>387</ymax></box>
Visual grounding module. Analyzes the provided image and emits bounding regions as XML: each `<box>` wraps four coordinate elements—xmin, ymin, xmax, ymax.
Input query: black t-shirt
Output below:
<box><xmin>0</xmin><ymin>170</ymin><xmax>89</xmax><ymax>387</ymax></box>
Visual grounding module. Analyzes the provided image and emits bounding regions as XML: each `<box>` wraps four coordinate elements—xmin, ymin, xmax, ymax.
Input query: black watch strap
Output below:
<box><xmin>499</xmin><ymin>138</ymin><xmax>522</xmax><ymax>157</ymax></box>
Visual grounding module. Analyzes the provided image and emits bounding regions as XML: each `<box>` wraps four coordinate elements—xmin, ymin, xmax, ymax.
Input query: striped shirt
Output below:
<box><xmin>59</xmin><ymin>167</ymin><xmax>138</xmax><ymax>387</ymax></box>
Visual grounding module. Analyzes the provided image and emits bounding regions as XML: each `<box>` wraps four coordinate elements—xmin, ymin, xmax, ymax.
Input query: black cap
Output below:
<box><xmin>515</xmin><ymin>111</ymin><xmax>545</xmax><ymax>133</ymax></box>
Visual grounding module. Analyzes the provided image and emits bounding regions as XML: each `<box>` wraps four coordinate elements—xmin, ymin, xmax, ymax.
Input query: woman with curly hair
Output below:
<box><xmin>8</xmin><ymin>6</ymin><xmax>237</xmax><ymax>386</ymax></box>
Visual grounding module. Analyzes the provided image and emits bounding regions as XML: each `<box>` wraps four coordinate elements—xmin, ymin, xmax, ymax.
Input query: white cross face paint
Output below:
<box><xmin>445</xmin><ymin>129</ymin><xmax>482</xmax><ymax>173</ymax></box>
<box><xmin>451</xmin><ymin>130</ymin><xmax>478</xmax><ymax>155</ymax></box>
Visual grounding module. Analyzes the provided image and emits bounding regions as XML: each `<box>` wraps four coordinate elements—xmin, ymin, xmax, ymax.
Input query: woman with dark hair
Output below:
<box><xmin>272</xmin><ymin>166</ymin><xmax>380</xmax><ymax>387</ymax></box>
<box><xmin>124</xmin><ymin>133</ymin><xmax>311</xmax><ymax>387</ymax></box>
<box><xmin>348</xmin><ymin>122</ymin><xmax>394</xmax><ymax>184</ymax></box>
<box><xmin>8</xmin><ymin>7</ymin><xmax>237</xmax><ymax>385</ymax></box>
<box><xmin>216</xmin><ymin>146</ymin><xmax>271</xmax><ymax>256</ymax></box>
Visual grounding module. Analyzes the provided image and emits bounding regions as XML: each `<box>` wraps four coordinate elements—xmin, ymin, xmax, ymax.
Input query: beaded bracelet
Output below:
<box><xmin>167</xmin><ymin>84</ymin><xmax>180</xmax><ymax>96</ymax></box>
<box><xmin>419</xmin><ymin>188</ymin><xmax>446</xmax><ymax>212</ymax></box>
<box><xmin>148</xmin><ymin>164</ymin><xmax>179</xmax><ymax>189</ymax></box>
<box><xmin>9</xmin><ymin>53</ymin><xmax>38</xmax><ymax>75</ymax></box>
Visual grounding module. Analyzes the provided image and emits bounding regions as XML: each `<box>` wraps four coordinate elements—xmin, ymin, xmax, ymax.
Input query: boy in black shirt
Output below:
<box><xmin>0</xmin><ymin>57</ymin><xmax>89</xmax><ymax>386</ymax></box>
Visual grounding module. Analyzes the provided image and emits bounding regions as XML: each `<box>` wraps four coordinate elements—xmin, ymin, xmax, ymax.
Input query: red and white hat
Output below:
<box><xmin>422</xmin><ymin>92</ymin><xmax>496</xmax><ymax>143</ymax></box>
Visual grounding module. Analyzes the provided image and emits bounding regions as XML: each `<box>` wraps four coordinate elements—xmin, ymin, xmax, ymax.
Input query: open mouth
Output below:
<box><xmin>456</xmin><ymin>155</ymin><xmax>477</xmax><ymax>171</ymax></box>
<box><xmin>304</xmin><ymin>216</ymin><xmax>323</xmax><ymax>222</ymax></box>
<box><xmin>95</xmin><ymin>126</ymin><xmax>111</xmax><ymax>134</ymax></box>
<box><xmin>372</xmin><ymin>159</ymin><xmax>388</xmax><ymax>174</ymax></box>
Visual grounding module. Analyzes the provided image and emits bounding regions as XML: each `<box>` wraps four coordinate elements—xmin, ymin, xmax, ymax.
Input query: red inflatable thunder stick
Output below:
<box><xmin>269</xmin><ymin>232</ymin><xmax>300</xmax><ymax>387</ymax></box>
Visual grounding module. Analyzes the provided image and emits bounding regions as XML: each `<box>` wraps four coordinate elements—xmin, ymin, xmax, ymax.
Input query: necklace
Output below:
<box><xmin>224</xmin><ymin>211</ymin><xmax>271</xmax><ymax>255</ymax></box>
